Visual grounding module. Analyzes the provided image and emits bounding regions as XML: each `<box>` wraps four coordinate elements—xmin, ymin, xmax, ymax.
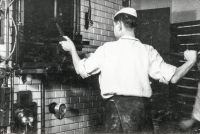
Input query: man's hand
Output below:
<box><xmin>184</xmin><ymin>50</ymin><xmax>197</xmax><ymax>62</ymax></box>
<box><xmin>59</xmin><ymin>36</ymin><xmax>81</xmax><ymax>74</ymax></box>
<box><xmin>59</xmin><ymin>36</ymin><xmax>75</xmax><ymax>52</ymax></box>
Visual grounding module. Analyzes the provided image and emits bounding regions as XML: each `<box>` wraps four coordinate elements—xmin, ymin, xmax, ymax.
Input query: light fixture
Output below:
<box><xmin>26</xmin><ymin>74</ymin><xmax>33</xmax><ymax>82</ymax></box>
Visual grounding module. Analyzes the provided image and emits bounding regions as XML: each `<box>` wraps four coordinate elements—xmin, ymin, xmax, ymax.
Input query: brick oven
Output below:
<box><xmin>1</xmin><ymin>0</ymin><xmax>119</xmax><ymax>133</ymax></box>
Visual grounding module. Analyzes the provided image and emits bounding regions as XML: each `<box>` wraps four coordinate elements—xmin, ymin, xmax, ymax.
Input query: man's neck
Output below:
<box><xmin>121</xmin><ymin>29</ymin><xmax>135</xmax><ymax>37</ymax></box>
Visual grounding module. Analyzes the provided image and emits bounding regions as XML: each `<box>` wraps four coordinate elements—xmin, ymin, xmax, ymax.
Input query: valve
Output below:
<box><xmin>49</xmin><ymin>102</ymin><xmax>66</xmax><ymax>119</ymax></box>
<box><xmin>15</xmin><ymin>109</ymin><xmax>34</xmax><ymax>125</ymax></box>
<box><xmin>0</xmin><ymin>69</ymin><xmax>6</xmax><ymax>79</ymax></box>
<box><xmin>13</xmin><ymin>91</ymin><xmax>37</xmax><ymax>133</ymax></box>
<box><xmin>0</xmin><ymin>61</ymin><xmax>7</xmax><ymax>79</ymax></box>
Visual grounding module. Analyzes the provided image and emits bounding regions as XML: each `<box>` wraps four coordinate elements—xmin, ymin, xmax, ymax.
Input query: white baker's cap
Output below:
<box><xmin>114</xmin><ymin>7</ymin><xmax>137</xmax><ymax>18</ymax></box>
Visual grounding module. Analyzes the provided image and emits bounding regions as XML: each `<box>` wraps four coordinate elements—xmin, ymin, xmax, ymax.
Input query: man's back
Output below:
<box><xmin>99</xmin><ymin>36</ymin><xmax>152</xmax><ymax>98</ymax></box>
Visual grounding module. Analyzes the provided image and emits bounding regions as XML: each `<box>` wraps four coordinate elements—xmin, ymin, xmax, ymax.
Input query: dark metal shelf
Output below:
<box><xmin>15</xmin><ymin>69</ymin><xmax>53</xmax><ymax>75</ymax></box>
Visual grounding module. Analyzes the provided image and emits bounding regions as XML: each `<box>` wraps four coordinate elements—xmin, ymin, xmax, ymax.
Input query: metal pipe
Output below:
<box><xmin>75</xmin><ymin>0</ymin><xmax>77</xmax><ymax>33</ymax></box>
<box><xmin>54</xmin><ymin>0</ymin><xmax>57</xmax><ymax>18</ymax></box>
<box><xmin>17</xmin><ymin>0</ymin><xmax>21</xmax><ymax>22</ymax></box>
<box><xmin>129</xmin><ymin>0</ymin><xmax>131</xmax><ymax>7</ymax></box>
<box><xmin>76</xmin><ymin>0</ymin><xmax>81</xmax><ymax>33</ymax></box>
<box><xmin>11</xmin><ymin>0</ymin><xmax>21</xmax><ymax>132</ymax></box>
<box><xmin>10</xmin><ymin>70</ymin><xmax>14</xmax><ymax>133</ymax></box>
<box><xmin>6</xmin><ymin>1</ymin><xmax>9</xmax><ymax>58</ymax></box>
<box><xmin>16</xmin><ymin>0</ymin><xmax>21</xmax><ymax>63</ymax></box>
<box><xmin>41</xmin><ymin>78</ymin><xmax>45</xmax><ymax>134</ymax></box>
<box><xmin>72</xmin><ymin>0</ymin><xmax>76</xmax><ymax>39</ymax></box>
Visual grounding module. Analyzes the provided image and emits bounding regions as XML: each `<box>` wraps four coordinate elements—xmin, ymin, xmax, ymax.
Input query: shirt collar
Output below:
<box><xmin>120</xmin><ymin>36</ymin><xmax>139</xmax><ymax>41</ymax></box>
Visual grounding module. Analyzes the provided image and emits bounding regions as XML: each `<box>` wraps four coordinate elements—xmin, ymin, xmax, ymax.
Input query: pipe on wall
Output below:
<box><xmin>6</xmin><ymin>1</ymin><xmax>9</xmax><ymax>59</ymax></box>
<box><xmin>54</xmin><ymin>0</ymin><xmax>57</xmax><ymax>18</ymax></box>
<box><xmin>10</xmin><ymin>0</ymin><xmax>21</xmax><ymax>132</ymax></box>
<box><xmin>16</xmin><ymin>0</ymin><xmax>21</xmax><ymax>63</ymax></box>
<box><xmin>41</xmin><ymin>78</ymin><xmax>45</xmax><ymax>134</ymax></box>
<box><xmin>10</xmin><ymin>70</ymin><xmax>14</xmax><ymax>132</ymax></box>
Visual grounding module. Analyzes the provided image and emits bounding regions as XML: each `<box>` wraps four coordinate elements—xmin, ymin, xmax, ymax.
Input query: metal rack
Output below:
<box><xmin>169</xmin><ymin>20</ymin><xmax>200</xmax><ymax>117</ymax></box>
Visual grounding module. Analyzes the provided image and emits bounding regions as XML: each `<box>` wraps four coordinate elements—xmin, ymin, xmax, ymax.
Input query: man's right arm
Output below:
<box><xmin>70</xmin><ymin>47</ymin><xmax>81</xmax><ymax>74</ymax></box>
<box><xmin>59</xmin><ymin>36</ymin><xmax>103</xmax><ymax>79</ymax></box>
<box><xmin>59</xmin><ymin>36</ymin><xmax>81</xmax><ymax>75</ymax></box>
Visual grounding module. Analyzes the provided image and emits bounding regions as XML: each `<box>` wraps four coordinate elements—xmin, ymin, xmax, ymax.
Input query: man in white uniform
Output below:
<box><xmin>59</xmin><ymin>7</ymin><xmax>197</xmax><ymax>133</ymax></box>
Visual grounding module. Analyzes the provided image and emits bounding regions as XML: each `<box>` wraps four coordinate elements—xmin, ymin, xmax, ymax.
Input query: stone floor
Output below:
<box><xmin>153</xmin><ymin>118</ymin><xmax>200</xmax><ymax>134</ymax></box>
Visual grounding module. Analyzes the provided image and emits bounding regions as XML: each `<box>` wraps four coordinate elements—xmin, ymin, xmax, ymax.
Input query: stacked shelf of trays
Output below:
<box><xmin>169</xmin><ymin>20</ymin><xmax>200</xmax><ymax>117</ymax></box>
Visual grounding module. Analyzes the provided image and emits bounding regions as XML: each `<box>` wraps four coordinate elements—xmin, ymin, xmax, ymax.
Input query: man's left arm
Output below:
<box><xmin>170</xmin><ymin>50</ymin><xmax>197</xmax><ymax>83</ymax></box>
<box><xmin>148</xmin><ymin>46</ymin><xmax>197</xmax><ymax>84</ymax></box>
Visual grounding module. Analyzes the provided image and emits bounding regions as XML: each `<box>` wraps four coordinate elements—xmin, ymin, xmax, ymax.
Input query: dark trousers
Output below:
<box><xmin>100</xmin><ymin>96</ymin><xmax>154</xmax><ymax>133</ymax></box>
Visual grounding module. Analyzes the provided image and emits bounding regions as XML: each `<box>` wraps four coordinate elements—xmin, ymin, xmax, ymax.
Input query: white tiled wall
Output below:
<box><xmin>6</xmin><ymin>0</ymin><xmax>126</xmax><ymax>134</ymax></box>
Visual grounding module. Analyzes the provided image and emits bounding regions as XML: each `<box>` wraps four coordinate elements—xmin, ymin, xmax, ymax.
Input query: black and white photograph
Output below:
<box><xmin>0</xmin><ymin>0</ymin><xmax>200</xmax><ymax>133</ymax></box>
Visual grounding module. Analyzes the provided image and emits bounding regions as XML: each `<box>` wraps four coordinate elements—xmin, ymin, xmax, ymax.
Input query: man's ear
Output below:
<box><xmin>115</xmin><ymin>21</ymin><xmax>122</xmax><ymax>30</ymax></box>
<box><xmin>118</xmin><ymin>21</ymin><xmax>122</xmax><ymax>30</ymax></box>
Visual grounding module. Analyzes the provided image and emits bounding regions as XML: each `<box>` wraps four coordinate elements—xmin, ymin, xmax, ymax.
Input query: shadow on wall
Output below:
<box><xmin>173</xmin><ymin>10</ymin><xmax>197</xmax><ymax>23</ymax></box>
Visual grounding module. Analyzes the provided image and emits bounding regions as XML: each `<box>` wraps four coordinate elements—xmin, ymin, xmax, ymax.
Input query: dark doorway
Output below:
<box><xmin>135</xmin><ymin>8</ymin><xmax>170</xmax><ymax>56</ymax></box>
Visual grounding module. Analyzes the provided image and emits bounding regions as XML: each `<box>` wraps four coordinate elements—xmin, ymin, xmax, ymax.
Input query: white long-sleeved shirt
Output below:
<box><xmin>78</xmin><ymin>36</ymin><xmax>177</xmax><ymax>99</ymax></box>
